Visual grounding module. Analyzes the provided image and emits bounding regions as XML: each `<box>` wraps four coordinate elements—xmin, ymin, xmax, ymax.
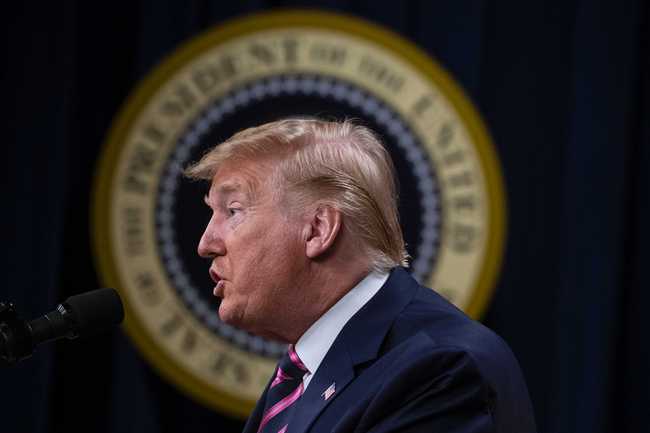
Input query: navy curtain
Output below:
<box><xmin>2</xmin><ymin>1</ymin><xmax>648</xmax><ymax>432</ymax></box>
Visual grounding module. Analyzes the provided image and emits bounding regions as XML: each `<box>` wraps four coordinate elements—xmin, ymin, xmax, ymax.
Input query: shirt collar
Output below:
<box><xmin>295</xmin><ymin>271</ymin><xmax>389</xmax><ymax>388</ymax></box>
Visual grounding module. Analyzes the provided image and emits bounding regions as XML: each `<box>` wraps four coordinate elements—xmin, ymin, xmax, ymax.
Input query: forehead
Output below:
<box><xmin>207</xmin><ymin>159</ymin><xmax>268</xmax><ymax>199</ymax></box>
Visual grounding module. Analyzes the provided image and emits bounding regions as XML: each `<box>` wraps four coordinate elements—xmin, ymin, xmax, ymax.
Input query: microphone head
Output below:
<box><xmin>64</xmin><ymin>288</ymin><xmax>124</xmax><ymax>337</ymax></box>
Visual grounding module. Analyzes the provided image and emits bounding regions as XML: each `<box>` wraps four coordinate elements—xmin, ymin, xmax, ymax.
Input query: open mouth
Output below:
<box><xmin>209</xmin><ymin>268</ymin><xmax>225</xmax><ymax>297</ymax></box>
<box><xmin>209</xmin><ymin>268</ymin><xmax>221</xmax><ymax>284</ymax></box>
<box><xmin>213</xmin><ymin>281</ymin><xmax>225</xmax><ymax>297</ymax></box>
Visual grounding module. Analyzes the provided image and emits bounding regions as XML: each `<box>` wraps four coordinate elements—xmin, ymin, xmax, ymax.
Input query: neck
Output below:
<box><xmin>280</xmin><ymin>256</ymin><xmax>372</xmax><ymax>344</ymax></box>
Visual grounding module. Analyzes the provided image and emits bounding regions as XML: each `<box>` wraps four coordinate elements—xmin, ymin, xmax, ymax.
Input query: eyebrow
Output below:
<box><xmin>204</xmin><ymin>181</ymin><xmax>254</xmax><ymax>206</ymax></box>
<box><xmin>217</xmin><ymin>182</ymin><xmax>244</xmax><ymax>195</ymax></box>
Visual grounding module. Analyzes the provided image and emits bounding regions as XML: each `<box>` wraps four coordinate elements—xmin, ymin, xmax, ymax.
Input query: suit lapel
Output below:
<box><xmin>287</xmin><ymin>337</ymin><xmax>355</xmax><ymax>433</ymax></box>
<box><xmin>287</xmin><ymin>268</ymin><xmax>419</xmax><ymax>433</ymax></box>
<box><xmin>242</xmin><ymin>371</ymin><xmax>274</xmax><ymax>433</ymax></box>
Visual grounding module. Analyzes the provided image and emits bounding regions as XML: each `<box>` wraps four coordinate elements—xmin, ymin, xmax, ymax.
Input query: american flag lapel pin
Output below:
<box><xmin>322</xmin><ymin>382</ymin><xmax>336</xmax><ymax>400</ymax></box>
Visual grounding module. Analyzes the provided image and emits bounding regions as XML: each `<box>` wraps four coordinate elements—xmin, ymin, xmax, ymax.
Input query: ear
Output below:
<box><xmin>305</xmin><ymin>205</ymin><xmax>342</xmax><ymax>259</ymax></box>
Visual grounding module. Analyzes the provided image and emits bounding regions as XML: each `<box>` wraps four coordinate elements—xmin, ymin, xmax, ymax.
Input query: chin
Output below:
<box><xmin>217</xmin><ymin>305</ymin><xmax>238</xmax><ymax>327</ymax></box>
<box><xmin>218</xmin><ymin>305</ymin><xmax>251</xmax><ymax>333</ymax></box>
<box><xmin>217</xmin><ymin>304</ymin><xmax>283</xmax><ymax>341</ymax></box>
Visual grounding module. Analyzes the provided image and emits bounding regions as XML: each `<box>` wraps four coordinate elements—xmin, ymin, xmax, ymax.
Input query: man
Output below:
<box><xmin>186</xmin><ymin>118</ymin><xmax>536</xmax><ymax>433</ymax></box>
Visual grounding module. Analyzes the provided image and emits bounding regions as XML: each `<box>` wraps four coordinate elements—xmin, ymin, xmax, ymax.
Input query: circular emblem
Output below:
<box><xmin>92</xmin><ymin>10</ymin><xmax>506</xmax><ymax>418</ymax></box>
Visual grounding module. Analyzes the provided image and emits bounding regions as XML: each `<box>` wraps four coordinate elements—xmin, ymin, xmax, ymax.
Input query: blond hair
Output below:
<box><xmin>185</xmin><ymin>118</ymin><xmax>409</xmax><ymax>271</ymax></box>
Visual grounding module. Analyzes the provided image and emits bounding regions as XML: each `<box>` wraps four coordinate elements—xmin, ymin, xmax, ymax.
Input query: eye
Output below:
<box><xmin>226</xmin><ymin>203</ymin><xmax>243</xmax><ymax>217</ymax></box>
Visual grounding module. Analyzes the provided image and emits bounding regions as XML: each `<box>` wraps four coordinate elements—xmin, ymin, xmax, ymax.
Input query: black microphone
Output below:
<box><xmin>0</xmin><ymin>288</ymin><xmax>124</xmax><ymax>366</ymax></box>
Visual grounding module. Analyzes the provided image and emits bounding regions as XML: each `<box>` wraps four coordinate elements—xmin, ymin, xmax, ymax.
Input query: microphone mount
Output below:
<box><xmin>0</xmin><ymin>302</ymin><xmax>35</xmax><ymax>366</ymax></box>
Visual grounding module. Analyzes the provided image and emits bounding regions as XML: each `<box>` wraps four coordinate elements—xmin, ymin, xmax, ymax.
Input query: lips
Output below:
<box><xmin>209</xmin><ymin>268</ymin><xmax>221</xmax><ymax>284</ymax></box>
<box><xmin>213</xmin><ymin>281</ymin><xmax>225</xmax><ymax>297</ymax></box>
<box><xmin>209</xmin><ymin>268</ymin><xmax>225</xmax><ymax>297</ymax></box>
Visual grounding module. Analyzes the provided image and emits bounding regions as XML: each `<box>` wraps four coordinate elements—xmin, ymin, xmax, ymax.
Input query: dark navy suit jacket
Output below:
<box><xmin>243</xmin><ymin>268</ymin><xmax>536</xmax><ymax>433</ymax></box>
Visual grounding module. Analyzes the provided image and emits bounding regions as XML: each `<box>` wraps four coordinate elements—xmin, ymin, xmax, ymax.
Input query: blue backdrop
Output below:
<box><xmin>2</xmin><ymin>1</ymin><xmax>648</xmax><ymax>433</ymax></box>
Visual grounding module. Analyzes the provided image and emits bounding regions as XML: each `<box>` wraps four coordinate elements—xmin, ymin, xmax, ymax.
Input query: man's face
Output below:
<box><xmin>197</xmin><ymin>159</ymin><xmax>308</xmax><ymax>341</ymax></box>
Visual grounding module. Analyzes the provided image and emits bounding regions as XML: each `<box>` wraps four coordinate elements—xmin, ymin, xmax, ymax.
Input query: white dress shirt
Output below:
<box><xmin>294</xmin><ymin>271</ymin><xmax>389</xmax><ymax>390</ymax></box>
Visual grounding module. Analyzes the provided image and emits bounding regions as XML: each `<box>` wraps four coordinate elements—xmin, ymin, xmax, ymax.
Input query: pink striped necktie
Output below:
<box><xmin>257</xmin><ymin>345</ymin><xmax>309</xmax><ymax>433</ymax></box>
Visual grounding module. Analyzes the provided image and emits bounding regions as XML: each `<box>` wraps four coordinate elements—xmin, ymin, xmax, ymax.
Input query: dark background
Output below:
<box><xmin>2</xmin><ymin>1</ymin><xmax>648</xmax><ymax>433</ymax></box>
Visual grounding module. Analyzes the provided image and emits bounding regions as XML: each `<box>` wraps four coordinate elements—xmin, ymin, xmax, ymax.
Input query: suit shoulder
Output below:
<box><xmin>395</xmin><ymin>287</ymin><xmax>505</xmax><ymax>350</ymax></box>
<box><xmin>378</xmin><ymin>285</ymin><xmax>536</xmax><ymax>432</ymax></box>
<box><xmin>384</xmin><ymin>285</ymin><xmax>525</xmax><ymax>390</ymax></box>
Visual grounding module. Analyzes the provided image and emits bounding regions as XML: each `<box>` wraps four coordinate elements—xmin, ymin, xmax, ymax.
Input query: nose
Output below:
<box><xmin>197</xmin><ymin>216</ymin><xmax>226</xmax><ymax>258</ymax></box>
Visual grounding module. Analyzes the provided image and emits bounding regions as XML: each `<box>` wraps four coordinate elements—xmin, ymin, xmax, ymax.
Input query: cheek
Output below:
<box><xmin>228</xmin><ymin>218</ymin><xmax>304</xmax><ymax>287</ymax></box>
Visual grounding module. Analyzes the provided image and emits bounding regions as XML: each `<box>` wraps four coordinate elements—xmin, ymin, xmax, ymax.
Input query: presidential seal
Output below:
<box><xmin>92</xmin><ymin>10</ymin><xmax>506</xmax><ymax>418</ymax></box>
